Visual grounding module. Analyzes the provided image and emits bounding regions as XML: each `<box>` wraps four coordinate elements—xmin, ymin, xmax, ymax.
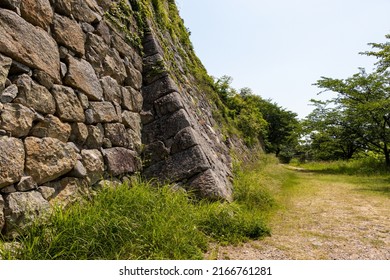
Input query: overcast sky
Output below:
<box><xmin>175</xmin><ymin>0</ymin><xmax>390</xmax><ymax>119</ymax></box>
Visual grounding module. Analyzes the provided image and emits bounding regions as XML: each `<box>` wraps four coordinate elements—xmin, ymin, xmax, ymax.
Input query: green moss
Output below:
<box><xmin>105</xmin><ymin>0</ymin><xmax>146</xmax><ymax>52</ymax></box>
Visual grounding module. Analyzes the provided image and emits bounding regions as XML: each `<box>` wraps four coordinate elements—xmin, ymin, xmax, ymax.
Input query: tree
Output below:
<box><xmin>302</xmin><ymin>100</ymin><xmax>364</xmax><ymax>160</ymax></box>
<box><xmin>314</xmin><ymin>68</ymin><xmax>390</xmax><ymax>166</ymax></box>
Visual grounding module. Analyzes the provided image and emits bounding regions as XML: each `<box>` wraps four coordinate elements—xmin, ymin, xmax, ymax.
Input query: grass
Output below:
<box><xmin>290</xmin><ymin>157</ymin><xmax>390</xmax><ymax>176</ymax></box>
<box><xmin>289</xmin><ymin>157</ymin><xmax>390</xmax><ymax>198</ymax></box>
<box><xmin>0</xmin><ymin>154</ymin><xmax>285</xmax><ymax>259</ymax></box>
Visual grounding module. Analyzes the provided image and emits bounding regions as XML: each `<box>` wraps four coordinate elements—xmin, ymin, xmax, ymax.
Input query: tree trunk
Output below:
<box><xmin>384</xmin><ymin>144</ymin><xmax>390</xmax><ymax>168</ymax></box>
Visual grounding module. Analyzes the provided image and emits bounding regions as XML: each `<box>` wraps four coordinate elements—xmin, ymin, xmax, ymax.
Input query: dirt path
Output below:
<box><xmin>212</xmin><ymin>170</ymin><xmax>390</xmax><ymax>260</ymax></box>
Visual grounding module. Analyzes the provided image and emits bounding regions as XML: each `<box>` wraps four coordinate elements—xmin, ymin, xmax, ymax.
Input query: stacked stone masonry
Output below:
<box><xmin>0</xmin><ymin>0</ymin><xmax>143</xmax><ymax>238</ymax></box>
<box><xmin>0</xmin><ymin>0</ymin><xmax>233</xmax><ymax>238</ymax></box>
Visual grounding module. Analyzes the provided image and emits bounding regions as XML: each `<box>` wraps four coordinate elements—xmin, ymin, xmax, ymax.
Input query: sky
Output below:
<box><xmin>175</xmin><ymin>0</ymin><xmax>390</xmax><ymax>119</ymax></box>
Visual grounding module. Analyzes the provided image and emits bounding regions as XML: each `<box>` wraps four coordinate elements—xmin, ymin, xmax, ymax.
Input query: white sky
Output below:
<box><xmin>175</xmin><ymin>0</ymin><xmax>390</xmax><ymax>119</ymax></box>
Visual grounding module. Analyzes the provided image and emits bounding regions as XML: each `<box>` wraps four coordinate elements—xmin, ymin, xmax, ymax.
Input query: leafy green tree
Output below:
<box><xmin>315</xmin><ymin>68</ymin><xmax>390</xmax><ymax>166</ymax></box>
<box><xmin>302</xmin><ymin>100</ymin><xmax>364</xmax><ymax>160</ymax></box>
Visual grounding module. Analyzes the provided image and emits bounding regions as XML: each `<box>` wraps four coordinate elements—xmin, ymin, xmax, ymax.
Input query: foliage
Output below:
<box><xmin>1</xmin><ymin>172</ymin><xmax>275</xmax><ymax>259</ymax></box>
<box><xmin>303</xmin><ymin>34</ymin><xmax>390</xmax><ymax>167</ymax></box>
<box><xmin>302</xmin><ymin>100</ymin><xmax>364</xmax><ymax>160</ymax></box>
<box><xmin>212</xmin><ymin>76</ymin><xmax>300</xmax><ymax>155</ymax></box>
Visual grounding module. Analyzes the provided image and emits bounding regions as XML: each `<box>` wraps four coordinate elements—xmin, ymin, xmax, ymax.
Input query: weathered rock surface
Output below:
<box><xmin>0</xmin><ymin>84</ymin><xmax>18</xmax><ymax>103</ymax></box>
<box><xmin>3</xmin><ymin>191</ymin><xmax>50</xmax><ymax>238</ymax></box>
<box><xmin>122</xmin><ymin>86</ymin><xmax>143</xmax><ymax>112</ymax></box>
<box><xmin>68</xmin><ymin>160</ymin><xmax>87</xmax><ymax>178</ymax></box>
<box><xmin>64</xmin><ymin>56</ymin><xmax>103</xmax><ymax>101</ymax></box>
<box><xmin>189</xmin><ymin>169</ymin><xmax>232</xmax><ymax>201</ymax></box>
<box><xmin>51</xmin><ymin>85</ymin><xmax>85</xmax><ymax>122</ymax></box>
<box><xmin>122</xmin><ymin>110</ymin><xmax>141</xmax><ymax>132</ymax></box>
<box><xmin>30</xmin><ymin>115</ymin><xmax>71</xmax><ymax>142</ymax></box>
<box><xmin>154</xmin><ymin>91</ymin><xmax>184</xmax><ymax>117</ymax></box>
<box><xmin>70</xmin><ymin>122</ymin><xmax>89</xmax><ymax>145</ymax></box>
<box><xmin>0</xmin><ymin>8</ymin><xmax>61</xmax><ymax>82</ymax></box>
<box><xmin>103</xmin><ymin>148</ymin><xmax>140</xmax><ymax>176</ymax></box>
<box><xmin>48</xmin><ymin>177</ymin><xmax>87</xmax><ymax>207</ymax></box>
<box><xmin>0</xmin><ymin>54</ymin><xmax>12</xmax><ymax>92</ymax></box>
<box><xmin>142</xmin><ymin>75</ymin><xmax>179</xmax><ymax>106</ymax></box>
<box><xmin>85</xmin><ymin>101</ymin><xmax>119</xmax><ymax>124</ymax></box>
<box><xmin>144</xmin><ymin>145</ymin><xmax>210</xmax><ymax>183</ymax></box>
<box><xmin>81</xmin><ymin>149</ymin><xmax>104</xmax><ymax>185</ymax></box>
<box><xmin>52</xmin><ymin>13</ymin><xmax>85</xmax><ymax>56</ymax></box>
<box><xmin>24</xmin><ymin>137</ymin><xmax>78</xmax><ymax>184</ymax></box>
<box><xmin>142</xmin><ymin>109</ymin><xmax>192</xmax><ymax>143</ymax></box>
<box><xmin>51</xmin><ymin>0</ymin><xmax>103</xmax><ymax>24</ymax></box>
<box><xmin>85</xmin><ymin>124</ymin><xmax>104</xmax><ymax>148</ymax></box>
<box><xmin>14</xmin><ymin>74</ymin><xmax>56</xmax><ymax>114</ymax></box>
<box><xmin>0</xmin><ymin>137</ymin><xmax>24</xmax><ymax>188</ymax></box>
<box><xmin>20</xmin><ymin>0</ymin><xmax>53</xmax><ymax>30</ymax></box>
<box><xmin>15</xmin><ymin>176</ymin><xmax>37</xmax><ymax>192</ymax></box>
<box><xmin>101</xmin><ymin>76</ymin><xmax>122</xmax><ymax>104</ymax></box>
<box><xmin>104</xmin><ymin>123</ymin><xmax>131</xmax><ymax>148</ymax></box>
<box><xmin>171</xmin><ymin>127</ymin><xmax>200</xmax><ymax>154</ymax></box>
<box><xmin>0</xmin><ymin>103</ymin><xmax>35</xmax><ymax>137</ymax></box>
<box><xmin>85</xmin><ymin>32</ymin><xmax>109</xmax><ymax>73</ymax></box>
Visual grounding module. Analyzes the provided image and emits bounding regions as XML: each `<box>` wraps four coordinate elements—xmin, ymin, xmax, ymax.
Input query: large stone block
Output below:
<box><xmin>171</xmin><ymin>127</ymin><xmax>201</xmax><ymax>154</ymax></box>
<box><xmin>14</xmin><ymin>74</ymin><xmax>56</xmax><ymax>114</ymax></box>
<box><xmin>52</xmin><ymin>13</ymin><xmax>85</xmax><ymax>56</ymax></box>
<box><xmin>143</xmin><ymin>32</ymin><xmax>164</xmax><ymax>58</ymax></box>
<box><xmin>64</xmin><ymin>56</ymin><xmax>103</xmax><ymax>101</ymax></box>
<box><xmin>0</xmin><ymin>84</ymin><xmax>18</xmax><ymax>103</ymax></box>
<box><xmin>24</xmin><ymin>137</ymin><xmax>78</xmax><ymax>184</ymax></box>
<box><xmin>20</xmin><ymin>0</ymin><xmax>53</xmax><ymax>30</ymax></box>
<box><xmin>122</xmin><ymin>110</ymin><xmax>141</xmax><ymax>132</ymax></box>
<box><xmin>0</xmin><ymin>54</ymin><xmax>12</xmax><ymax>92</ymax></box>
<box><xmin>85</xmin><ymin>101</ymin><xmax>119</xmax><ymax>124</ymax></box>
<box><xmin>70</xmin><ymin>122</ymin><xmax>88</xmax><ymax>145</ymax></box>
<box><xmin>122</xmin><ymin>86</ymin><xmax>143</xmax><ymax>112</ymax></box>
<box><xmin>189</xmin><ymin>169</ymin><xmax>233</xmax><ymax>201</ymax></box>
<box><xmin>103</xmin><ymin>148</ymin><xmax>140</xmax><ymax>176</ymax></box>
<box><xmin>85</xmin><ymin>124</ymin><xmax>104</xmax><ymax>149</ymax></box>
<box><xmin>100</xmin><ymin>76</ymin><xmax>121</xmax><ymax>104</ymax></box>
<box><xmin>104</xmin><ymin>123</ymin><xmax>131</xmax><ymax>148</ymax></box>
<box><xmin>0</xmin><ymin>8</ymin><xmax>61</xmax><ymax>82</ymax></box>
<box><xmin>51</xmin><ymin>85</ymin><xmax>85</xmax><ymax>122</ymax></box>
<box><xmin>154</xmin><ymin>91</ymin><xmax>184</xmax><ymax>117</ymax></box>
<box><xmin>51</xmin><ymin>0</ymin><xmax>103</xmax><ymax>23</ymax></box>
<box><xmin>0</xmin><ymin>103</ymin><xmax>35</xmax><ymax>137</ymax></box>
<box><xmin>81</xmin><ymin>149</ymin><xmax>104</xmax><ymax>185</ymax></box>
<box><xmin>3</xmin><ymin>191</ymin><xmax>50</xmax><ymax>238</ymax></box>
<box><xmin>30</xmin><ymin>115</ymin><xmax>71</xmax><ymax>142</ymax></box>
<box><xmin>0</xmin><ymin>137</ymin><xmax>24</xmax><ymax>188</ymax></box>
<box><xmin>142</xmin><ymin>109</ymin><xmax>192</xmax><ymax>143</ymax></box>
<box><xmin>85</xmin><ymin>32</ymin><xmax>109</xmax><ymax>73</ymax></box>
<box><xmin>143</xmin><ymin>145</ymin><xmax>210</xmax><ymax>183</ymax></box>
<box><xmin>102</xmin><ymin>48</ymin><xmax>127</xmax><ymax>84</ymax></box>
<box><xmin>142</xmin><ymin>75</ymin><xmax>179</xmax><ymax>105</ymax></box>
<box><xmin>142</xmin><ymin>53</ymin><xmax>168</xmax><ymax>85</ymax></box>
<box><xmin>47</xmin><ymin>177</ymin><xmax>88</xmax><ymax>207</ymax></box>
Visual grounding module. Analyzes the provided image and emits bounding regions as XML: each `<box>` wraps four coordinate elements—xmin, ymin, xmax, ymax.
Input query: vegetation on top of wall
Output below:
<box><xmin>105</xmin><ymin>0</ymin><xmax>147</xmax><ymax>52</ymax></box>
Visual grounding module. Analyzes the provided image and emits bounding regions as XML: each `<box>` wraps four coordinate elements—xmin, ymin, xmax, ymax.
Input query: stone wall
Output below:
<box><xmin>0</xmin><ymin>0</ymin><xmax>234</xmax><ymax>238</ymax></box>
<box><xmin>0</xmin><ymin>0</ymin><xmax>143</xmax><ymax>238</ymax></box>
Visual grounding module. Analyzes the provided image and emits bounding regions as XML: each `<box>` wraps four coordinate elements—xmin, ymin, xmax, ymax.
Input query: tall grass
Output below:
<box><xmin>1</xmin><ymin>156</ymin><xmax>284</xmax><ymax>260</ymax></box>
